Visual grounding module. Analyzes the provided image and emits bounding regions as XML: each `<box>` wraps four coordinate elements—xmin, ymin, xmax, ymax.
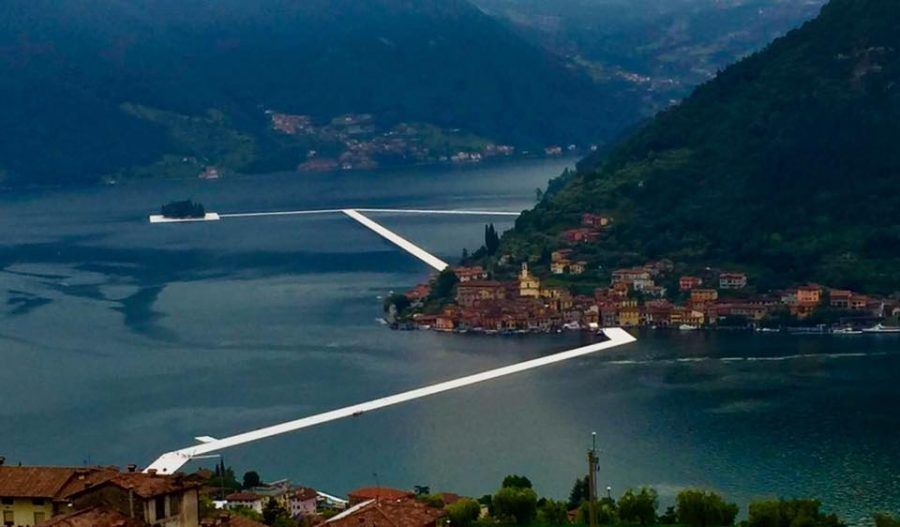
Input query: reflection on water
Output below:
<box><xmin>0</xmin><ymin>160</ymin><xmax>898</xmax><ymax>525</ymax></box>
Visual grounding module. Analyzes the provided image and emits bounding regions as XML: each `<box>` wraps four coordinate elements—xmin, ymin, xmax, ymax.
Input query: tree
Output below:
<box><xmin>263</xmin><ymin>497</ymin><xmax>296</xmax><ymax>527</ymax></box>
<box><xmin>874</xmin><ymin>513</ymin><xmax>900</xmax><ymax>527</ymax></box>
<box><xmin>447</xmin><ymin>498</ymin><xmax>482</xmax><ymax>527</ymax></box>
<box><xmin>536</xmin><ymin>188</ymin><xmax>544</xmax><ymax>202</ymax></box>
<box><xmin>231</xmin><ymin>505</ymin><xmax>264</xmax><ymax>522</ymax></box>
<box><xmin>746</xmin><ymin>499</ymin><xmax>845</xmax><ymax>527</ymax></box>
<box><xmin>213</xmin><ymin>461</ymin><xmax>240</xmax><ymax>493</ymax></box>
<box><xmin>676</xmin><ymin>489</ymin><xmax>738</xmax><ymax>527</ymax></box>
<box><xmin>659</xmin><ymin>506</ymin><xmax>677</xmax><ymax>525</ymax></box>
<box><xmin>502</xmin><ymin>475</ymin><xmax>533</xmax><ymax>489</ymax></box>
<box><xmin>429</xmin><ymin>268</ymin><xmax>459</xmax><ymax>303</ymax></box>
<box><xmin>618</xmin><ymin>487</ymin><xmax>658</xmax><ymax>525</ymax></box>
<box><xmin>576</xmin><ymin>498</ymin><xmax>618</xmax><ymax>526</ymax></box>
<box><xmin>242</xmin><ymin>471</ymin><xmax>262</xmax><ymax>489</ymax></box>
<box><xmin>568</xmin><ymin>476</ymin><xmax>590</xmax><ymax>510</ymax></box>
<box><xmin>493</xmin><ymin>486</ymin><xmax>538</xmax><ymax>525</ymax></box>
<box><xmin>485</xmin><ymin>224</ymin><xmax>501</xmax><ymax>255</ymax></box>
<box><xmin>538</xmin><ymin>499</ymin><xmax>569</xmax><ymax>525</ymax></box>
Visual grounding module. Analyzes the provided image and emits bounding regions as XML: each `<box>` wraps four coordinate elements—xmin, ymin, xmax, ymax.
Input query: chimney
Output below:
<box><xmin>147</xmin><ymin>469</ymin><xmax>158</xmax><ymax>476</ymax></box>
<box><xmin>0</xmin><ymin>456</ymin><xmax>5</xmax><ymax>466</ymax></box>
<box><xmin>127</xmin><ymin>464</ymin><xmax>137</xmax><ymax>473</ymax></box>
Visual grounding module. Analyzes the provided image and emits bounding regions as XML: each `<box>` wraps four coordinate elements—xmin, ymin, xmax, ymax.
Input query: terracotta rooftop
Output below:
<box><xmin>327</xmin><ymin>497</ymin><xmax>446</xmax><ymax>527</ymax></box>
<box><xmin>0</xmin><ymin>466</ymin><xmax>117</xmax><ymax>499</ymax></box>
<box><xmin>201</xmin><ymin>512</ymin><xmax>268</xmax><ymax>527</ymax></box>
<box><xmin>225</xmin><ymin>491</ymin><xmax>263</xmax><ymax>502</ymax></box>
<box><xmin>65</xmin><ymin>471</ymin><xmax>199</xmax><ymax>500</ymax></box>
<box><xmin>347</xmin><ymin>487</ymin><xmax>414</xmax><ymax>502</ymax></box>
<box><xmin>293</xmin><ymin>486</ymin><xmax>319</xmax><ymax>501</ymax></box>
<box><xmin>36</xmin><ymin>506</ymin><xmax>145</xmax><ymax>527</ymax></box>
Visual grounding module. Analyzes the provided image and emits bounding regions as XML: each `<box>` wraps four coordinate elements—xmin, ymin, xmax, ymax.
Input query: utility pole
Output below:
<box><xmin>588</xmin><ymin>432</ymin><xmax>599</xmax><ymax>527</ymax></box>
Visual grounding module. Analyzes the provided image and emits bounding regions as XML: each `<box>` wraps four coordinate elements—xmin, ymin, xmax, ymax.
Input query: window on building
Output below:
<box><xmin>155</xmin><ymin>496</ymin><xmax>166</xmax><ymax>519</ymax></box>
<box><xmin>32</xmin><ymin>498</ymin><xmax>45</xmax><ymax>506</ymax></box>
<box><xmin>170</xmin><ymin>494</ymin><xmax>181</xmax><ymax>516</ymax></box>
<box><xmin>3</xmin><ymin>510</ymin><xmax>13</xmax><ymax>526</ymax></box>
<box><xmin>34</xmin><ymin>512</ymin><xmax>46</xmax><ymax>524</ymax></box>
<box><xmin>0</xmin><ymin>498</ymin><xmax>12</xmax><ymax>505</ymax></box>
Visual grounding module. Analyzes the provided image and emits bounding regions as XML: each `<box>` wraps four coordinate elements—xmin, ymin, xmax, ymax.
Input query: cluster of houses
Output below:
<box><xmin>267</xmin><ymin>111</ymin><xmax>522</xmax><ymax>172</ymax></box>
<box><xmin>0</xmin><ymin>461</ymin><xmax>458</xmax><ymax>527</ymax></box>
<box><xmin>404</xmin><ymin>254</ymin><xmax>895</xmax><ymax>332</ymax></box>
<box><xmin>267</xmin><ymin>110</ymin><xmax>585</xmax><ymax>173</ymax></box>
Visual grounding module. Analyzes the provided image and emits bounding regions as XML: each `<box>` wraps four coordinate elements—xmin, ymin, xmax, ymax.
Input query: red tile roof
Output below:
<box><xmin>348</xmin><ymin>487</ymin><xmax>414</xmax><ymax>503</ymax></box>
<box><xmin>0</xmin><ymin>467</ymin><xmax>117</xmax><ymax>499</ymax></box>
<box><xmin>201</xmin><ymin>512</ymin><xmax>268</xmax><ymax>527</ymax></box>
<box><xmin>293</xmin><ymin>486</ymin><xmax>318</xmax><ymax>501</ymax></box>
<box><xmin>64</xmin><ymin>471</ymin><xmax>199</xmax><ymax>500</ymax></box>
<box><xmin>226</xmin><ymin>491</ymin><xmax>263</xmax><ymax>502</ymax></box>
<box><xmin>36</xmin><ymin>506</ymin><xmax>145</xmax><ymax>527</ymax></box>
<box><xmin>328</xmin><ymin>497</ymin><xmax>446</xmax><ymax>527</ymax></box>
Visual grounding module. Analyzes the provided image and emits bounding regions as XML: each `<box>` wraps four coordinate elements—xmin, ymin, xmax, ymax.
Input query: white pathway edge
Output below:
<box><xmin>145</xmin><ymin>328</ymin><xmax>636</xmax><ymax>474</ymax></box>
<box><xmin>216</xmin><ymin>208</ymin><xmax>521</xmax><ymax>219</ymax></box>
<box><xmin>342</xmin><ymin>208</ymin><xmax>449</xmax><ymax>271</ymax></box>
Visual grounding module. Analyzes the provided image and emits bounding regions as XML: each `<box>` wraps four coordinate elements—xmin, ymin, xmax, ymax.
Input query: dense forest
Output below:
<box><xmin>501</xmin><ymin>0</ymin><xmax>900</xmax><ymax>294</ymax></box>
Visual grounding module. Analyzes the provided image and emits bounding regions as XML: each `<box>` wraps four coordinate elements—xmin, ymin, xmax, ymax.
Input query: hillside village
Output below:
<box><xmin>393</xmin><ymin>213</ymin><xmax>899</xmax><ymax>334</ymax></box>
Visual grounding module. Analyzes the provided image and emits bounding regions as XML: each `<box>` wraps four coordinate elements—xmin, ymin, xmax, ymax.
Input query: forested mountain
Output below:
<box><xmin>475</xmin><ymin>0</ymin><xmax>826</xmax><ymax>112</ymax></box>
<box><xmin>0</xmin><ymin>0</ymin><xmax>636</xmax><ymax>186</ymax></box>
<box><xmin>503</xmin><ymin>0</ymin><xmax>900</xmax><ymax>293</ymax></box>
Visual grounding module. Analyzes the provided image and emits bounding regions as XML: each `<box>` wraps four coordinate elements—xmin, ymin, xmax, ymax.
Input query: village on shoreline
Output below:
<box><xmin>388</xmin><ymin>213</ymin><xmax>900</xmax><ymax>336</ymax></box>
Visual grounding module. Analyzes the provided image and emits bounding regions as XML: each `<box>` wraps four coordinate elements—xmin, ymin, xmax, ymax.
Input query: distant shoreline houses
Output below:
<box><xmin>266</xmin><ymin>111</ymin><xmax>585</xmax><ymax>174</ymax></box>
<box><xmin>398</xmin><ymin>212</ymin><xmax>897</xmax><ymax>334</ymax></box>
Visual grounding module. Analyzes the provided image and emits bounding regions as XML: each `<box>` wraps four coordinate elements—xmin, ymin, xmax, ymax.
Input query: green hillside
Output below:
<box><xmin>0</xmin><ymin>0</ymin><xmax>635</xmax><ymax>186</ymax></box>
<box><xmin>502</xmin><ymin>0</ymin><xmax>900</xmax><ymax>294</ymax></box>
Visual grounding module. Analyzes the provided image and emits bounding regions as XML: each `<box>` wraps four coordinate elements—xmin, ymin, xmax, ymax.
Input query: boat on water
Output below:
<box><xmin>833</xmin><ymin>327</ymin><xmax>863</xmax><ymax>335</ymax></box>
<box><xmin>862</xmin><ymin>323</ymin><xmax>900</xmax><ymax>334</ymax></box>
<box><xmin>678</xmin><ymin>324</ymin><xmax>698</xmax><ymax>331</ymax></box>
<box><xmin>756</xmin><ymin>327</ymin><xmax>780</xmax><ymax>333</ymax></box>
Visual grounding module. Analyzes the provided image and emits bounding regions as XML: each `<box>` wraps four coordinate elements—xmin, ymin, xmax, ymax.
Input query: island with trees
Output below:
<box><xmin>161</xmin><ymin>199</ymin><xmax>206</xmax><ymax>219</ymax></box>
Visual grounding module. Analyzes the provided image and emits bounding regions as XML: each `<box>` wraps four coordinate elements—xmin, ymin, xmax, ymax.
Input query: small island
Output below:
<box><xmin>161</xmin><ymin>199</ymin><xmax>206</xmax><ymax>219</ymax></box>
<box><xmin>149</xmin><ymin>199</ymin><xmax>219</xmax><ymax>223</ymax></box>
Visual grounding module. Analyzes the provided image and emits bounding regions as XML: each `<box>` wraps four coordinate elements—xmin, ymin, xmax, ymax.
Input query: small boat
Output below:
<box><xmin>832</xmin><ymin>327</ymin><xmax>863</xmax><ymax>335</ymax></box>
<box><xmin>756</xmin><ymin>327</ymin><xmax>779</xmax><ymax>333</ymax></box>
<box><xmin>862</xmin><ymin>323</ymin><xmax>900</xmax><ymax>334</ymax></box>
<box><xmin>678</xmin><ymin>324</ymin><xmax>698</xmax><ymax>331</ymax></box>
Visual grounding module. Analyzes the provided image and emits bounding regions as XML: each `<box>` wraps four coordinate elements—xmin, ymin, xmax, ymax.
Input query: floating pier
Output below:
<box><xmin>341</xmin><ymin>209</ymin><xmax>449</xmax><ymax>271</ymax></box>
<box><xmin>145</xmin><ymin>328</ymin><xmax>636</xmax><ymax>474</ymax></box>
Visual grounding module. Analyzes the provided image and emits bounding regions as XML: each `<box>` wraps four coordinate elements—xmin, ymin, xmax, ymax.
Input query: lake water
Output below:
<box><xmin>1</xmin><ymin>159</ymin><xmax>898</xmax><ymax>524</ymax></box>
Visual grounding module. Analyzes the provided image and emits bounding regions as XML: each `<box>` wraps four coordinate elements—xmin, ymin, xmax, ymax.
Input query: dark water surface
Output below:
<box><xmin>1</xmin><ymin>160</ymin><xmax>897</xmax><ymax>524</ymax></box>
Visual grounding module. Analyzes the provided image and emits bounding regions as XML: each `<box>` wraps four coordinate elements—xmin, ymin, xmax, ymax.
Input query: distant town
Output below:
<box><xmin>267</xmin><ymin>111</ymin><xmax>587</xmax><ymax>174</ymax></box>
<box><xmin>390</xmin><ymin>213</ymin><xmax>900</xmax><ymax>335</ymax></box>
<box><xmin>1</xmin><ymin>459</ymin><xmax>894</xmax><ymax>527</ymax></box>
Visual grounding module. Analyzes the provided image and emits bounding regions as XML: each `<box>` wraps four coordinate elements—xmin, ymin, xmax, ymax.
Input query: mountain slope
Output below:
<box><xmin>475</xmin><ymin>0</ymin><xmax>826</xmax><ymax>113</ymax></box>
<box><xmin>504</xmin><ymin>0</ymin><xmax>900</xmax><ymax>293</ymax></box>
<box><xmin>0</xmin><ymin>0</ymin><xmax>634</xmax><ymax>186</ymax></box>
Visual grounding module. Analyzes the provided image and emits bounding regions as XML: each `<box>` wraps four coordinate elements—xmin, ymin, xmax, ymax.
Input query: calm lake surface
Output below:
<box><xmin>1</xmin><ymin>159</ymin><xmax>898</xmax><ymax>524</ymax></box>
